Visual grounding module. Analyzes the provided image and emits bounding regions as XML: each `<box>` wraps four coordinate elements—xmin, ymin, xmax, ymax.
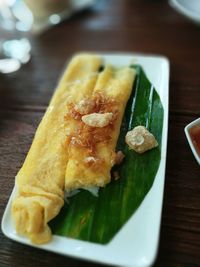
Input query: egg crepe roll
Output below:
<box><xmin>12</xmin><ymin>54</ymin><xmax>102</xmax><ymax>244</ymax></box>
<box><xmin>65</xmin><ymin>65</ymin><xmax>136</xmax><ymax>191</ymax></box>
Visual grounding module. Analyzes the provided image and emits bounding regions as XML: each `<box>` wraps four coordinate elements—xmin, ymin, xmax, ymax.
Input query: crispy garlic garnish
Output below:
<box><xmin>125</xmin><ymin>126</ymin><xmax>158</xmax><ymax>153</ymax></box>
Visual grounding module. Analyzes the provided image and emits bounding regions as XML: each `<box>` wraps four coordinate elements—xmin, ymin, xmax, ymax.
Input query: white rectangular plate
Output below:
<box><xmin>1</xmin><ymin>53</ymin><xmax>169</xmax><ymax>267</ymax></box>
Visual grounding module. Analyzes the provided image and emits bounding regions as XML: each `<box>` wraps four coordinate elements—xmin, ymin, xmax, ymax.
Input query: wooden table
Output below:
<box><xmin>0</xmin><ymin>0</ymin><xmax>200</xmax><ymax>266</ymax></box>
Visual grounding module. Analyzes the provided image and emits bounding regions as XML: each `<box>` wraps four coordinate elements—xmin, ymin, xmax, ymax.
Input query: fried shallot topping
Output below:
<box><xmin>74</xmin><ymin>98</ymin><xmax>95</xmax><ymax>115</ymax></box>
<box><xmin>65</xmin><ymin>93</ymin><xmax>119</xmax><ymax>161</ymax></box>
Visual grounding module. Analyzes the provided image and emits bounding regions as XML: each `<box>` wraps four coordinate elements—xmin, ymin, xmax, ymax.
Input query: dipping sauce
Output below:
<box><xmin>189</xmin><ymin>125</ymin><xmax>200</xmax><ymax>156</ymax></box>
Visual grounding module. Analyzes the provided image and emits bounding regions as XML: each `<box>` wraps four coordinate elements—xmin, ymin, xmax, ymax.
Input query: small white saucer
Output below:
<box><xmin>184</xmin><ymin>117</ymin><xmax>200</xmax><ymax>165</ymax></box>
<box><xmin>170</xmin><ymin>0</ymin><xmax>200</xmax><ymax>24</ymax></box>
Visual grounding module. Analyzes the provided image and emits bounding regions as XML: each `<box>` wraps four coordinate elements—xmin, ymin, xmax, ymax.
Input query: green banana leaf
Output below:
<box><xmin>49</xmin><ymin>65</ymin><xmax>164</xmax><ymax>244</ymax></box>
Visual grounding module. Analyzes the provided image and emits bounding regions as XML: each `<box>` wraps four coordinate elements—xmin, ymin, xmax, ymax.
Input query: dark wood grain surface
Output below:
<box><xmin>0</xmin><ymin>0</ymin><xmax>200</xmax><ymax>266</ymax></box>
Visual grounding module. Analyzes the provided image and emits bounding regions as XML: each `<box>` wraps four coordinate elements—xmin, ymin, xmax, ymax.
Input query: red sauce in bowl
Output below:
<box><xmin>189</xmin><ymin>125</ymin><xmax>200</xmax><ymax>156</ymax></box>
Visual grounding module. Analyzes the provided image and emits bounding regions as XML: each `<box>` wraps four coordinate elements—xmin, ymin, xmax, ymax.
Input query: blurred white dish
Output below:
<box><xmin>184</xmin><ymin>118</ymin><xmax>200</xmax><ymax>165</ymax></box>
<box><xmin>170</xmin><ymin>0</ymin><xmax>200</xmax><ymax>23</ymax></box>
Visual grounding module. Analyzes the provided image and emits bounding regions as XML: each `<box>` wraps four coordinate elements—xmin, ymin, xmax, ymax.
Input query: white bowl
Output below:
<box><xmin>184</xmin><ymin>117</ymin><xmax>200</xmax><ymax>165</ymax></box>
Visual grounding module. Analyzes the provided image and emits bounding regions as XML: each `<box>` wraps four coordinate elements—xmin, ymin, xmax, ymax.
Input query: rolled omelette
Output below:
<box><xmin>12</xmin><ymin>54</ymin><xmax>102</xmax><ymax>244</ymax></box>
<box><xmin>65</xmin><ymin>65</ymin><xmax>136</xmax><ymax>190</ymax></box>
<box><xmin>12</xmin><ymin>53</ymin><xmax>136</xmax><ymax>244</ymax></box>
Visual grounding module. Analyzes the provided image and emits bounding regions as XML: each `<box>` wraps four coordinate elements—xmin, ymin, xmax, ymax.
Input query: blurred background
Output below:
<box><xmin>0</xmin><ymin>0</ymin><xmax>200</xmax><ymax>110</ymax></box>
